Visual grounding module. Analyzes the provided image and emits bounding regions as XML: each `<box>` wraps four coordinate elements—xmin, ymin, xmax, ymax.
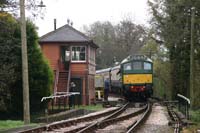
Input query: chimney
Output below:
<box><xmin>67</xmin><ymin>19</ymin><xmax>70</xmax><ymax>25</ymax></box>
<box><xmin>54</xmin><ymin>19</ymin><xmax>56</xmax><ymax>31</ymax></box>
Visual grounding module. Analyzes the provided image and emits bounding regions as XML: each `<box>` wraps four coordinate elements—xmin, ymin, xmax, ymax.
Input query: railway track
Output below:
<box><xmin>78</xmin><ymin>103</ymin><xmax>151</xmax><ymax>133</ymax></box>
<box><xmin>167</xmin><ymin>104</ymin><xmax>182</xmax><ymax>133</ymax></box>
<box><xmin>19</xmin><ymin>102</ymin><xmax>128</xmax><ymax>133</ymax></box>
<box><xmin>19</xmin><ymin>102</ymin><xmax>152</xmax><ymax>133</ymax></box>
<box><xmin>49</xmin><ymin>102</ymin><xmax>130</xmax><ymax>133</ymax></box>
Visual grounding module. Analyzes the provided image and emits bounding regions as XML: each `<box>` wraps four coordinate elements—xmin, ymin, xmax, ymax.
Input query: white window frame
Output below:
<box><xmin>71</xmin><ymin>46</ymin><xmax>86</xmax><ymax>62</ymax></box>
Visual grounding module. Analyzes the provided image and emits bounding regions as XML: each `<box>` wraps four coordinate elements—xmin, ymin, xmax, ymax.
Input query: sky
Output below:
<box><xmin>34</xmin><ymin>0</ymin><xmax>150</xmax><ymax>36</ymax></box>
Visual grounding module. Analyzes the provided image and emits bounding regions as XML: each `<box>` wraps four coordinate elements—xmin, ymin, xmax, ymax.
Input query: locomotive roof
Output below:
<box><xmin>111</xmin><ymin>65</ymin><xmax>120</xmax><ymax>71</ymax></box>
<box><xmin>121</xmin><ymin>55</ymin><xmax>152</xmax><ymax>64</ymax></box>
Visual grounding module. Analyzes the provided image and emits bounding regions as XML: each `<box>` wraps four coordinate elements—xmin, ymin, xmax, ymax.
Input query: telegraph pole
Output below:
<box><xmin>20</xmin><ymin>0</ymin><xmax>30</xmax><ymax>124</ymax></box>
<box><xmin>190</xmin><ymin>7</ymin><xmax>195</xmax><ymax>107</ymax></box>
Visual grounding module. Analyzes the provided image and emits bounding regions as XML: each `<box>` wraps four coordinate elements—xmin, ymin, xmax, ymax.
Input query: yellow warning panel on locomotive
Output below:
<box><xmin>123</xmin><ymin>74</ymin><xmax>152</xmax><ymax>84</ymax></box>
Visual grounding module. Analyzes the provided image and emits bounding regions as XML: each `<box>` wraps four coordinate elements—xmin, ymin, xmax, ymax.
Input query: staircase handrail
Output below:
<box><xmin>66</xmin><ymin>60</ymin><xmax>71</xmax><ymax>93</ymax></box>
<box><xmin>53</xmin><ymin>60</ymin><xmax>60</xmax><ymax>95</ymax></box>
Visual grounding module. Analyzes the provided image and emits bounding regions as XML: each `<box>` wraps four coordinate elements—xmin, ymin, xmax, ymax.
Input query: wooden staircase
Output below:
<box><xmin>53</xmin><ymin>60</ymin><xmax>71</xmax><ymax>105</ymax></box>
<box><xmin>57</xmin><ymin>71</ymin><xmax>68</xmax><ymax>92</ymax></box>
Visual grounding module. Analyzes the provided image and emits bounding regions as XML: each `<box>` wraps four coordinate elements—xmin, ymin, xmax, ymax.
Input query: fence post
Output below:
<box><xmin>51</xmin><ymin>99</ymin><xmax>54</xmax><ymax>111</ymax></box>
<box><xmin>64</xmin><ymin>97</ymin><xmax>66</xmax><ymax>109</ymax></box>
<box><xmin>45</xmin><ymin>109</ymin><xmax>48</xmax><ymax>123</ymax></box>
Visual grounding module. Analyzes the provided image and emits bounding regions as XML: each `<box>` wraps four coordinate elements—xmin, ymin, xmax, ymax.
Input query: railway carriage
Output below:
<box><xmin>95</xmin><ymin>66</ymin><xmax>121</xmax><ymax>99</ymax></box>
<box><xmin>121</xmin><ymin>55</ymin><xmax>153</xmax><ymax>101</ymax></box>
<box><xmin>95</xmin><ymin>68</ymin><xmax>111</xmax><ymax>100</ymax></box>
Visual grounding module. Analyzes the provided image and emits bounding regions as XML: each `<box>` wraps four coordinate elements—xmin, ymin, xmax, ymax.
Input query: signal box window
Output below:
<box><xmin>72</xmin><ymin>46</ymin><xmax>86</xmax><ymax>62</ymax></box>
<box><xmin>133</xmin><ymin>62</ymin><xmax>142</xmax><ymax>70</ymax></box>
<box><xmin>124</xmin><ymin>63</ymin><xmax>132</xmax><ymax>70</ymax></box>
<box><xmin>144</xmin><ymin>62</ymin><xmax>152</xmax><ymax>70</ymax></box>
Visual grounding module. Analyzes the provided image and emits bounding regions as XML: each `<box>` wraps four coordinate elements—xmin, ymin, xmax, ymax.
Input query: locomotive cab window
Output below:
<box><xmin>133</xmin><ymin>62</ymin><xmax>142</xmax><ymax>70</ymax></box>
<box><xmin>144</xmin><ymin>62</ymin><xmax>152</xmax><ymax>70</ymax></box>
<box><xmin>124</xmin><ymin>63</ymin><xmax>132</xmax><ymax>70</ymax></box>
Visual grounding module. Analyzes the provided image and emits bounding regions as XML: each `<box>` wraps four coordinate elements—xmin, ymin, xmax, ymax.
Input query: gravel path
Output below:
<box><xmin>136</xmin><ymin>104</ymin><xmax>173</xmax><ymax>133</ymax></box>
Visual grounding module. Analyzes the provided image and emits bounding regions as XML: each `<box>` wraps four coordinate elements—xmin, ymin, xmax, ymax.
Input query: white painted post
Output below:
<box><xmin>177</xmin><ymin>94</ymin><xmax>190</xmax><ymax>119</ymax></box>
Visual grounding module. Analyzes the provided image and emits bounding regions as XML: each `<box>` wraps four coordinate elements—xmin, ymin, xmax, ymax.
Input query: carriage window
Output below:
<box><xmin>124</xmin><ymin>63</ymin><xmax>132</xmax><ymax>70</ymax></box>
<box><xmin>133</xmin><ymin>62</ymin><xmax>142</xmax><ymax>70</ymax></box>
<box><xmin>144</xmin><ymin>62</ymin><xmax>152</xmax><ymax>70</ymax></box>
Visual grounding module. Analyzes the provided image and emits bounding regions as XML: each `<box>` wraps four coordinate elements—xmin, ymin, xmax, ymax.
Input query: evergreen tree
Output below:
<box><xmin>0</xmin><ymin>12</ymin><xmax>19</xmax><ymax>112</ymax></box>
<box><xmin>148</xmin><ymin>0</ymin><xmax>200</xmax><ymax>108</ymax></box>
<box><xmin>0</xmin><ymin>12</ymin><xmax>53</xmax><ymax>118</ymax></box>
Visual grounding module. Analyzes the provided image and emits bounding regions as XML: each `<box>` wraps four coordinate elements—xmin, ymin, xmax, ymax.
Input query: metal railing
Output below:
<box><xmin>177</xmin><ymin>93</ymin><xmax>190</xmax><ymax>120</ymax></box>
<box><xmin>41</xmin><ymin>92</ymin><xmax>81</xmax><ymax>112</ymax></box>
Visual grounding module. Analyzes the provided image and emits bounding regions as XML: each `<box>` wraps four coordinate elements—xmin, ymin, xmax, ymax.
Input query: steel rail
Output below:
<box><xmin>126</xmin><ymin>103</ymin><xmax>152</xmax><ymax>133</ymax></box>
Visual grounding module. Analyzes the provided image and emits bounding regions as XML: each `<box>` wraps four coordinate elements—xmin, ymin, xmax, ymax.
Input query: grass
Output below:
<box><xmin>0</xmin><ymin>120</ymin><xmax>38</xmax><ymax>131</ymax></box>
<box><xmin>0</xmin><ymin>120</ymin><xmax>24</xmax><ymax>130</ymax></box>
<box><xmin>190</xmin><ymin>109</ymin><xmax>200</xmax><ymax>122</ymax></box>
<box><xmin>182</xmin><ymin>109</ymin><xmax>200</xmax><ymax>133</ymax></box>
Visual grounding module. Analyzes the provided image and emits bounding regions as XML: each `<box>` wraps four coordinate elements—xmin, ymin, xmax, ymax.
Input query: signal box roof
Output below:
<box><xmin>39</xmin><ymin>24</ymin><xmax>98</xmax><ymax>48</ymax></box>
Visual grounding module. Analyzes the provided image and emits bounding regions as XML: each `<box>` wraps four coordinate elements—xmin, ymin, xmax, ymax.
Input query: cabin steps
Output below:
<box><xmin>57</xmin><ymin>71</ymin><xmax>69</xmax><ymax>92</ymax></box>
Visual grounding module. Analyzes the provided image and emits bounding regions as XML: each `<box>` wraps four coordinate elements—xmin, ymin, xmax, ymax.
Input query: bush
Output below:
<box><xmin>190</xmin><ymin>109</ymin><xmax>200</xmax><ymax>122</ymax></box>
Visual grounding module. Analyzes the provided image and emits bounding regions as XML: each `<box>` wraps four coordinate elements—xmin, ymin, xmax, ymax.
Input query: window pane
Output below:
<box><xmin>72</xmin><ymin>51</ymin><xmax>76</xmax><ymax>60</ymax></box>
<box><xmin>124</xmin><ymin>63</ymin><xmax>132</xmax><ymax>70</ymax></box>
<box><xmin>76</xmin><ymin>51</ymin><xmax>80</xmax><ymax>60</ymax></box>
<box><xmin>144</xmin><ymin>62</ymin><xmax>152</xmax><ymax>70</ymax></box>
<box><xmin>72</xmin><ymin>46</ymin><xmax>86</xmax><ymax>61</ymax></box>
<box><xmin>133</xmin><ymin>62</ymin><xmax>142</xmax><ymax>70</ymax></box>
<box><xmin>81</xmin><ymin>47</ymin><xmax>85</xmax><ymax>52</ymax></box>
<box><xmin>80</xmin><ymin>53</ymin><xmax>85</xmax><ymax>60</ymax></box>
<box><xmin>76</xmin><ymin>47</ymin><xmax>80</xmax><ymax>51</ymax></box>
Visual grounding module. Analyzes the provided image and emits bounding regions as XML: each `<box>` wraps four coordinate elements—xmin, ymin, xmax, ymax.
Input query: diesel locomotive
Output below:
<box><xmin>95</xmin><ymin>55</ymin><xmax>153</xmax><ymax>101</ymax></box>
<box><xmin>121</xmin><ymin>55</ymin><xmax>153</xmax><ymax>101</ymax></box>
